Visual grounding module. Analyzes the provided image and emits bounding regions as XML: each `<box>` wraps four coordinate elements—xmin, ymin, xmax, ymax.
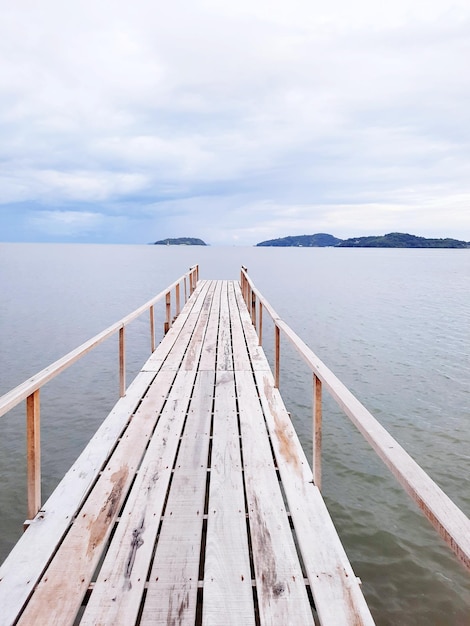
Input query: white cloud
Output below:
<box><xmin>30</xmin><ymin>210</ymin><xmax>105</xmax><ymax>236</ymax></box>
<box><xmin>1</xmin><ymin>0</ymin><xmax>470</xmax><ymax>243</ymax></box>
<box><xmin>33</xmin><ymin>170</ymin><xmax>149</xmax><ymax>202</ymax></box>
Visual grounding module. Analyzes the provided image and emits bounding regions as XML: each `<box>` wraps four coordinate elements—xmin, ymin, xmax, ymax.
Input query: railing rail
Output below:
<box><xmin>240</xmin><ymin>266</ymin><xmax>470</xmax><ymax>573</ymax></box>
<box><xmin>0</xmin><ymin>265</ymin><xmax>199</xmax><ymax>519</ymax></box>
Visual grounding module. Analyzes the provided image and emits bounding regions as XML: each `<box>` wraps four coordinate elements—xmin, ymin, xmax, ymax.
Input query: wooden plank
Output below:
<box><xmin>228</xmin><ymin>282</ymin><xmax>251</xmax><ymax>371</ymax></box>
<box><xmin>140</xmin><ymin>370</ymin><xmax>214</xmax><ymax>625</ymax></box>
<box><xmin>182</xmin><ymin>282</ymin><xmax>216</xmax><ymax>372</ymax></box>
<box><xmin>80</xmin><ymin>371</ymin><xmax>199</xmax><ymax>626</ymax></box>
<box><xmin>203</xmin><ymin>371</ymin><xmax>255</xmax><ymax>626</ymax></box>
<box><xmin>236</xmin><ymin>370</ymin><xmax>315</xmax><ymax>626</ymax></box>
<box><xmin>198</xmin><ymin>281</ymin><xmax>222</xmax><ymax>371</ymax></box>
<box><xmin>216</xmin><ymin>282</ymin><xmax>233</xmax><ymax>371</ymax></box>
<box><xmin>253</xmin><ymin>368</ymin><xmax>375</xmax><ymax>626</ymax></box>
<box><xmin>233</xmin><ymin>283</ymin><xmax>269</xmax><ymax>371</ymax></box>
<box><xmin>0</xmin><ymin>369</ymin><xmax>155</xmax><ymax>626</ymax></box>
<box><xmin>15</xmin><ymin>369</ymin><xmax>177</xmax><ymax>626</ymax></box>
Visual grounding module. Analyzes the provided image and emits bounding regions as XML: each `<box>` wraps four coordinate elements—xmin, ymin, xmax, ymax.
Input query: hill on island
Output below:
<box><xmin>255</xmin><ymin>232</ymin><xmax>470</xmax><ymax>248</ymax></box>
<box><xmin>338</xmin><ymin>232</ymin><xmax>470</xmax><ymax>248</ymax></box>
<box><xmin>256</xmin><ymin>233</ymin><xmax>342</xmax><ymax>247</ymax></box>
<box><xmin>153</xmin><ymin>237</ymin><xmax>207</xmax><ymax>246</ymax></box>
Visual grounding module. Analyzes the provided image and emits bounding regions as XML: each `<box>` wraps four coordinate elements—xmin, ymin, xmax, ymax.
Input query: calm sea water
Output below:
<box><xmin>1</xmin><ymin>243</ymin><xmax>469</xmax><ymax>624</ymax></box>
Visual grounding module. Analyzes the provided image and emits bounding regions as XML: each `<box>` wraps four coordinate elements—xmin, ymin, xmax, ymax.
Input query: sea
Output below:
<box><xmin>0</xmin><ymin>242</ymin><xmax>469</xmax><ymax>625</ymax></box>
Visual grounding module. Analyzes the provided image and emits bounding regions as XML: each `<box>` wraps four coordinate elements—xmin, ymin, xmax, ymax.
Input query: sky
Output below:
<box><xmin>1</xmin><ymin>0</ymin><xmax>470</xmax><ymax>246</ymax></box>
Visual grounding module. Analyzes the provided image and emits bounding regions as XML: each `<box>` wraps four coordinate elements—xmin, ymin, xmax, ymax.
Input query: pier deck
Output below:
<box><xmin>0</xmin><ymin>279</ymin><xmax>374</xmax><ymax>625</ymax></box>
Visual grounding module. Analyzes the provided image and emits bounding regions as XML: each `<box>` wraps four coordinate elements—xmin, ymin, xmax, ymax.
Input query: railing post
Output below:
<box><xmin>313</xmin><ymin>374</ymin><xmax>322</xmax><ymax>490</ymax></box>
<box><xmin>258</xmin><ymin>301</ymin><xmax>263</xmax><ymax>346</ymax></box>
<box><xmin>149</xmin><ymin>305</ymin><xmax>156</xmax><ymax>353</ymax></box>
<box><xmin>189</xmin><ymin>269</ymin><xmax>194</xmax><ymax>295</ymax></box>
<box><xmin>26</xmin><ymin>389</ymin><xmax>41</xmax><ymax>520</ymax></box>
<box><xmin>274</xmin><ymin>324</ymin><xmax>280</xmax><ymax>388</ymax></box>
<box><xmin>184</xmin><ymin>276</ymin><xmax>188</xmax><ymax>303</ymax></box>
<box><xmin>251</xmin><ymin>290</ymin><xmax>256</xmax><ymax>327</ymax></box>
<box><xmin>164</xmin><ymin>291</ymin><xmax>171</xmax><ymax>333</ymax></box>
<box><xmin>241</xmin><ymin>266</ymin><xmax>248</xmax><ymax>304</ymax></box>
<box><xmin>119</xmin><ymin>326</ymin><xmax>126</xmax><ymax>397</ymax></box>
<box><xmin>176</xmin><ymin>283</ymin><xmax>181</xmax><ymax>317</ymax></box>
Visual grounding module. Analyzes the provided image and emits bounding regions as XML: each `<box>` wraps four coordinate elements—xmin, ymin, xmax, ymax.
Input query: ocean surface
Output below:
<box><xmin>0</xmin><ymin>243</ymin><xmax>469</xmax><ymax>624</ymax></box>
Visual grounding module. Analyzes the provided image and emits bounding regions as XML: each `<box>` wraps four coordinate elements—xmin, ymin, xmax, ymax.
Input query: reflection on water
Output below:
<box><xmin>1</xmin><ymin>243</ymin><xmax>469</xmax><ymax>624</ymax></box>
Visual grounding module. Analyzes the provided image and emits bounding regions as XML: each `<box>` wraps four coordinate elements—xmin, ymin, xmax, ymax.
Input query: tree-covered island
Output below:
<box><xmin>256</xmin><ymin>233</ymin><xmax>342</xmax><ymax>247</ymax></box>
<box><xmin>153</xmin><ymin>237</ymin><xmax>207</xmax><ymax>246</ymax></box>
<box><xmin>255</xmin><ymin>232</ymin><xmax>470</xmax><ymax>248</ymax></box>
<box><xmin>338</xmin><ymin>232</ymin><xmax>470</xmax><ymax>248</ymax></box>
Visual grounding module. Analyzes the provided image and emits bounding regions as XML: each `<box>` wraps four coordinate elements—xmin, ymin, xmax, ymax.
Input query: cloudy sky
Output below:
<box><xmin>1</xmin><ymin>0</ymin><xmax>470</xmax><ymax>245</ymax></box>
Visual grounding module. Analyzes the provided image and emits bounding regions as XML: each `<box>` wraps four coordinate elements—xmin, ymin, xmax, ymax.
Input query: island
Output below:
<box><xmin>153</xmin><ymin>237</ymin><xmax>207</xmax><ymax>246</ymax></box>
<box><xmin>256</xmin><ymin>233</ymin><xmax>342</xmax><ymax>247</ymax></box>
<box><xmin>338</xmin><ymin>232</ymin><xmax>470</xmax><ymax>248</ymax></box>
<box><xmin>255</xmin><ymin>232</ymin><xmax>470</xmax><ymax>248</ymax></box>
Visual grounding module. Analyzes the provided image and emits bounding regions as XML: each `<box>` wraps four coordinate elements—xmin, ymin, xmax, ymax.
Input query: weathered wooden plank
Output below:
<box><xmin>228</xmin><ymin>282</ymin><xmax>251</xmax><ymax>371</ymax></box>
<box><xmin>236</xmin><ymin>370</ymin><xmax>315</xmax><ymax>626</ymax></box>
<box><xmin>15</xmin><ymin>368</ymin><xmax>178</xmax><ymax>626</ymax></box>
<box><xmin>233</xmin><ymin>282</ymin><xmax>269</xmax><ymax>370</ymax></box>
<box><xmin>140</xmin><ymin>370</ymin><xmax>214</xmax><ymax>625</ymax></box>
<box><xmin>198</xmin><ymin>281</ymin><xmax>222</xmax><ymax>371</ymax></box>
<box><xmin>254</xmin><ymin>369</ymin><xmax>375</xmax><ymax>626</ymax></box>
<box><xmin>182</xmin><ymin>282</ymin><xmax>216</xmax><ymax>372</ymax></box>
<box><xmin>216</xmin><ymin>282</ymin><xmax>233</xmax><ymax>372</ymax></box>
<box><xmin>80</xmin><ymin>371</ymin><xmax>199</xmax><ymax>626</ymax></box>
<box><xmin>0</xmin><ymin>369</ymin><xmax>155</xmax><ymax>626</ymax></box>
<box><xmin>203</xmin><ymin>371</ymin><xmax>255</xmax><ymax>626</ymax></box>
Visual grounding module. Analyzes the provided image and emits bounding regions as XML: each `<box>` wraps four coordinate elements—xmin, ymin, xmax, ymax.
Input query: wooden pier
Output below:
<box><xmin>0</xmin><ymin>266</ymin><xmax>469</xmax><ymax>625</ymax></box>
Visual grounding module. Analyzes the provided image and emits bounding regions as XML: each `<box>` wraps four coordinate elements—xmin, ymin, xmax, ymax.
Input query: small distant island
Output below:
<box><xmin>153</xmin><ymin>237</ymin><xmax>207</xmax><ymax>246</ymax></box>
<box><xmin>256</xmin><ymin>232</ymin><xmax>470</xmax><ymax>248</ymax></box>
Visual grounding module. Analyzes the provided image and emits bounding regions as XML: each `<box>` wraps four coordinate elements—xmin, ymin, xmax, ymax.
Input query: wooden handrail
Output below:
<box><xmin>240</xmin><ymin>267</ymin><xmax>470</xmax><ymax>573</ymax></box>
<box><xmin>0</xmin><ymin>266</ymin><xmax>199</xmax><ymax>418</ymax></box>
<box><xmin>0</xmin><ymin>265</ymin><xmax>199</xmax><ymax>518</ymax></box>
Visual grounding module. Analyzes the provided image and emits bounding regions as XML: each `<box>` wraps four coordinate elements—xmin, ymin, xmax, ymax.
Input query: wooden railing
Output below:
<box><xmin>0</xmin><ymin>265</ymin><xmax>199</xmax><ymax>521</ymax></box>
<box><xmin>240</xmin><ymin>266</ymin><xmax>470</xmax><ymax>573</ymax></box>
